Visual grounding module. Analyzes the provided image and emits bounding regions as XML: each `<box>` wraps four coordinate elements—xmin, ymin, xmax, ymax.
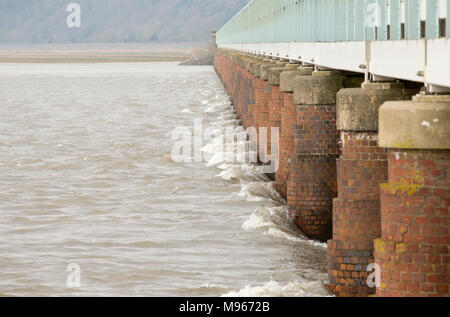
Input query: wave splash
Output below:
<box><xmin>221</xmin><ymin>280</ymin><xmax>330</xmax><ymax>297</ymax></box>
<box><xmin>203</xmin><ymin>91</ymin><xmax>329</xmax><ymax>297</ymax></box>
<box><xmin>202</xmin><ymin>95</ymin><xmax>327</xmax><ymax>248</ymax></box>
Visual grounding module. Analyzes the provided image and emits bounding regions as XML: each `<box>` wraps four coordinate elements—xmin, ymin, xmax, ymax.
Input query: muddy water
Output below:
<box><xmin>0</xmin><ymin>62</ymin><xmax>328</xmax><ymax>297</ymax></box>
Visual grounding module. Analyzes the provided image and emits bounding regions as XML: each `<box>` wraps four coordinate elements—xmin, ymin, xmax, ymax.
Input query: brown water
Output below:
<box><xmin>0</xmin><ymin>62</ymin><xmax>328</xmax><ymax>297</ymax></box>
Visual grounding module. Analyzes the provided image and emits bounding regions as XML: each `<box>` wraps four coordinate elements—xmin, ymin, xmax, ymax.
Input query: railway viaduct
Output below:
<box><xmin>213</xmin><ymin>0</ymin><xmax>449</xmax><ymax>297</ymax></box>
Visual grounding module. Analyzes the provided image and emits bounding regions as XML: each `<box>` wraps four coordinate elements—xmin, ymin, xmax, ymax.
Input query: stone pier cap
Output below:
<box><xmin>279</xmin><ymin>67</ymin><xmax>314</xmax><ymax>92</ymax></box>
<box><xmin>337</xmin><ymin>82</ymin><xmax>415</xmax><ymax>132</ymax></box>
<box><xmin>260</xmin><ymin>61</ymin><xmax>287</xmax><ymax>81</ymax></box>
<box><xmin>379</xmin><ymin>94</ymin><xmax>450</xmax><ymax>149</ymax></box>
<box><xmin>250</xmin><ymin>58</ymin><xmax>276</xmax><ymax>78</ymax></box>
<box><xmin>242</xmin><ymin>57</ymin><xmax>259</xmax><ymax>72</ymax></box>
<box><xmin>267</xmin><ymin>64</ymin><xmax>301</xmax><ymax>86</ymax></box>
<box><xmin>293</xmin><ymin>71</ymin><xmax>345</xmax><ymax>105</ymax></box>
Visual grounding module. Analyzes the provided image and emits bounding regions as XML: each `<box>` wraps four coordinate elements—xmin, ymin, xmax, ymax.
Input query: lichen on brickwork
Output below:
<box><xmin>381</xmin><ymin>168</ymin><xmax>424</xmax><ymax>196</ymax></box>
<box><xmin>375</xmin><ymin>238</ymin><xmax>386</xmax><ymax>253</ymax></box>
<box><xmin>395</xmin><ymin>243</ymin><xmax>406</xmax><ymax>254</ymax></box>
<box><xmin>214</xmin><ymin>51</ymin><xmax>450</xmax><ymax>297</ymax></box>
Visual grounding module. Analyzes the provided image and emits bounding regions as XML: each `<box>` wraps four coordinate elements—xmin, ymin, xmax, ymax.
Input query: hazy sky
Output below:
<box><xmin>0</xmin><ymin>0</ymin><xmax>249</xmax><ymax>43</ymax></box>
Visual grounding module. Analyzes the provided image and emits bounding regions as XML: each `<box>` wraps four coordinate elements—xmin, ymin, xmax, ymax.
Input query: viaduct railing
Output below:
<box><xmin>216</xmin><ymin>0</ymin><xmax>450</xmax><ymax>92</ymax></box>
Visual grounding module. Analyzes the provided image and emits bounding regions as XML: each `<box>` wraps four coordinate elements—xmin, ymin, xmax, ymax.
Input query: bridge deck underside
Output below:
<box><xmin>219</xmin><ymin>39</ymin><xmax>450</xmax><ymax>91</ymax></box>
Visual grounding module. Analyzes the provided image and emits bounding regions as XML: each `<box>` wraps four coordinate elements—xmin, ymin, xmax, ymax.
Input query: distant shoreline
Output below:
<box><xmin>0</xmin><ymin>42</ymin><xmax>207</xmax><ymax>63</ymax></box>
<box><xmin>0</xmin><ymin>55</ymin><xmax>187</xmax><ymax>63</ymax></box>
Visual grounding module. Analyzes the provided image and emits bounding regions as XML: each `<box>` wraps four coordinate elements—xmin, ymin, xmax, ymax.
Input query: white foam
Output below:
<box><xmin>217</xmin><ymin>162</ymin><xmax>233</xmax><ymax>170</ymax></box>
<box><xmin>242</xmin><ymin>206</ymin><xmax>328</xmax><ymax>248</ymax></box>
<box><xmin>239</xmin><ymin>182</ymin><xmax>286</xmax><ymax>204</ymax></box>
<box><xmin>207</xmin><ymin>152</ymin><xmax>225</xmax><ymax>167</ymax></box>
<box><xmin>181</xmin><ymin>108</ymin><xmax>194</xmax><ymax>113</ymax></box>
<box><xmin>205</xmin><ymin>106</ymin><xmax>217</xmax><ymax>114</ymax></box>
<box><xmin>207</xmin><ymin>99</ymin><xmax>328</xmax><ymax>250</ymax></box>
<box><xmin>218</xmin><ymin>164</ymin><xmax>269</xmax><ymax>183</ymax></box>
<box><xmin>218</xmin><ymin>113</ymin><xmax>236</xmax><ymax>121</ymax></box>
<box><xmin>198</xmin><ymin>283</ymin><xmax>228</xmax><ymax>291</ymax></box>
<box><xmin>204</xmin><ymin>101</ymin><xmax>231</xmax><ymax>114</ymax></box>
<box><xmin>218</xmin><ymin>167</ymin><xmax>243</xmax><ymax>181</ymax></box>
<box><xmin>221</xmin><ymin>280</ymin><xmax>330</xmax><ymax>297</ymax></box>
<box><xmin>202</xmin><ymin>135</ymin><xmax>223</xmax><ymax>155</ymax></box>
<box><xmin>265</xmin><ymin>228</ymin><xmax>326</xmax><ymax>248</ymax></box>
<box><xmin>242</xmin><ymin>207</ymin><xmax>274</xmax><ymax>230</ymax></box>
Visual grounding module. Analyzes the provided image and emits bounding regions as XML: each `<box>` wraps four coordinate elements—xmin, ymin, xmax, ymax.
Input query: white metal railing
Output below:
<box><xmin>216</xmin><ymin>0</ymin><xmax>450</xmax><ymax>91</ymax></box>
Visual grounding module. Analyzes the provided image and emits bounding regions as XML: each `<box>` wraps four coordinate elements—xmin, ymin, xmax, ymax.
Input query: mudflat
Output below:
<box><xmin>0</xmin><ymin>42</ymin><xmax>205</xmax><ymax>63</ymax></box>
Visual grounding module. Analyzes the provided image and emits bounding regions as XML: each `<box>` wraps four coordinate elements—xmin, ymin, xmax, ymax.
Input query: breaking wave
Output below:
<box><xmin>221</xmin><ymin>280</ymin><xmax>330</xmax><ymax>297</ymax></box>
<box><xmin>202</xmin><ymin>95</ymin><xmax>327</xmax><ymax>249</ymax></box>
<box><xmin>242</xmin><ymin>206</ymin><xmax>327</xmax><ymax>248</ymax></box>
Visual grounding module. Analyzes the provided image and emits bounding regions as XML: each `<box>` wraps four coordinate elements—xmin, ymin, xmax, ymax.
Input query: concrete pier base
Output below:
<box><xmin>375</xmin><ymin>95</ymin><xmax>450</xmax><ymax>297</ymax></box>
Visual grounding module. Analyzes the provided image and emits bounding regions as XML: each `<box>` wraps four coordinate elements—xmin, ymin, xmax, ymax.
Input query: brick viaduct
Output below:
<box><xmin>213</xmin><ymin>48</ymin><xmax>449</xmax><ymax>297</ymax></box>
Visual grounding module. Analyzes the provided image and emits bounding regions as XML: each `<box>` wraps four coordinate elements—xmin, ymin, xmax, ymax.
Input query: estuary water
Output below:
<box><xmin>0</xmin><ymin>62</ymin><xmax>329</xmax><ymax>297</ymax></box>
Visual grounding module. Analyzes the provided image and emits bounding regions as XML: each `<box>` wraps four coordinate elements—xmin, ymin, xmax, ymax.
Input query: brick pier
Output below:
<box><xmin>213</xmin><ymin>49</ymin><xmax>449</xmax><ymax>297</ymax></box>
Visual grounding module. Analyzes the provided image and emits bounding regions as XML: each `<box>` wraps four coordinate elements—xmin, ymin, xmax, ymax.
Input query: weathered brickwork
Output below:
<box><xmin>328</xmin><ymin>132</ymin><xmax>388</xmax><ymax>297</ymax></box>
<box><xmin>247</xmin><ymin>73</ymin><xmax>256</xmax><ymax>129</ymax></box>
<box><xmin>327</xmin><ymin>240</ymin><xmax>375</xmax><ymax>297</ymax></box>
<box><xmin>288</xmin><ymin>73</ymin><xmax>344</xmax><ymax>242</ymax></box>
<box><xmin>214</xmin><ymin>52</ymin><xmax>252</xmax><ymax>128</ymax></box>
<box><xmin>288</xmin><ymin>155</ymin><xmax>337</xmax><ymax>241</ymax></box>
<box><xmin>213</xmin><ymin>51</ymin><xmax>232</xmax><ymax>94</ymax></box>
<box><xmin>253</xmin><ymin>78</ymin><xmax>265</xmax><ymax>134</ymax></box>
<box><xmin>375</xmin><ymin>149</ymin><xmax>449</xmax><ymax>297</ymax></box>
<box><xmin>326</xmin><ymin>83</ymin><xmax>418</xmax><ymax>297</ymax></box>
<box><xmin>262</xmin><ymin>82</ymin><xmax>273</xmax><ymax>160</ymax></box>
<box><xmin>215</xmin><ymin>50</ymin><xmax>449</xmax><ymax>298</ymax></box>
<box><xmin>276</xmin><ymin>93</ymin><xmax>296</xmax><ymax>198</ymax></box>
<box><xmin>276</xmin><ymin>67</ymin><xmax>313</xmax><ymax>199</ymax></box>
<box><xmin>294</xmin><ymin>104</ymin><xmax>340</xmax><ymax>156</ymax></box>
<box><xmin>214</xmin><ymin>50</ymin><xmax>281</xmax><ymax>167</ymax></box>
<box><xmin>269</xmin><ymin>85</ymin><xmax>282</xmax><ymax>131</ymax></box>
